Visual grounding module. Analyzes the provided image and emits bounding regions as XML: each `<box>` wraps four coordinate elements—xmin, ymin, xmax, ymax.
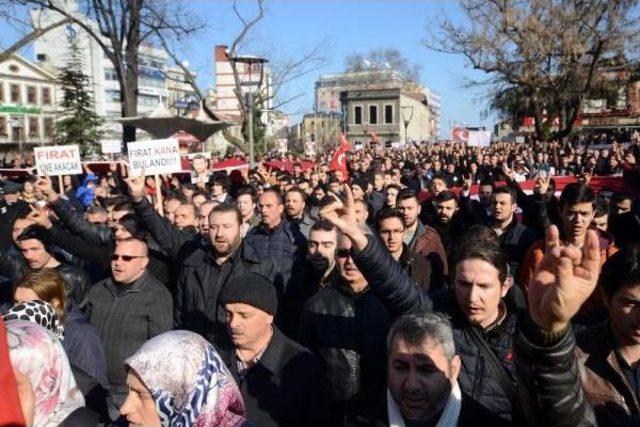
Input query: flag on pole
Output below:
<box><xmin>330</xmin><ymin>133</ymin><xmax>350</xmax><ymax>179</ymax></box>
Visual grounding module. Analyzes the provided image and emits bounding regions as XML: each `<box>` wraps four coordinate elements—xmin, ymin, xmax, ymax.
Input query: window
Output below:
<box><xmin>27</xmin><ymin>86</ymin><xmax>37</xmax><ymax>104</ymax></box>
<box><xmin>0</xmin><ymin>82</ymin><xmax>3</xmax><ymax>102</ymax></box>
<box><xmin>385</xmin><ymin>105</ymin><xmax>393</xmax><ymax>124</ymax></box>
<box><xmin>369</xmin><ymin>105</ymin><xmax>378</xmax><ymax>124</ymax></box>
<box><xmin>41</xmin><ymin>87</ymin><xmax>51</xmax><ymax>105</ymax></box>
<box><xmin>10</xmin><ymin>84</ymin><xmax>20</xmax><ymax>103</ymax></box>
<box><xmin>28</xmin><ymin>116</ymin><xmax>39</xmax><ymax>138</ymax></box>
<box><xmin>354</xmin><ymin>106</ymin><xmax>362</xmax><ymax>124</ymax></box>
<box><xmin>106</xmin><ymin>90</ymin><xmax>121</xmax><ymax>103</ymax></box>
<box><xmin>0</xmin><ymin>116</ymin><xmax>6</xmax><ymax>136</ymax></box>
<box><xmin>44</xmin><ymin>117</ymin><xmax>54</xmax><ymax>138</ymax></box>
<box><xmin>105</xmin><ymin>69</ymin><xmax>118</xmax><ymax>81</ymax></box>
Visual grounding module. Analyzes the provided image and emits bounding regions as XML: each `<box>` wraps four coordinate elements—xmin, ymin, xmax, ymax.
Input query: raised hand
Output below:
<box><xmin>534</xmin><ymin>175</ymin><xmax>550</xmax><ymax>195</ymax></box>
<box><xmin>26</xmin><ymin>204</ymin><xmax>53</xmax><ymax>230</ymax></box>
<box><xmin>319</xmin><ymin>185</ymin><xmax>368</xmax><ymax>250</ymax></box>
<box><xmin>34</xmin><ymin>175</ymin><xmax>59</xmax><ymax>202</ymax></box>
<box><xmin>124</xmin><ymin>168</ymin><xmax>146</xmax><ymax>202</ymax></box>
<box><xmin>528</xmin><ymin>225</ymin><xmax>600</xmax><ymax>332</ymax></box>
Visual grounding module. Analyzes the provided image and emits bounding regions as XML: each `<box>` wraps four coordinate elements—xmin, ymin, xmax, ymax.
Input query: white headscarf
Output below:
<box><xmin>6</xmin><ymin>320</ymin><xmax>84</xmax><ymax>427</ymax></box>
<box><xmin>125</xmin><ymin>330</ymin><xmax>247</xmax><ymax>427</ymax></box>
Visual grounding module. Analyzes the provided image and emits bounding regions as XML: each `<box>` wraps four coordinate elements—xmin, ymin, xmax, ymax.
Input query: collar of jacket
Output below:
<box><xmin>398</xmin><ymin>243</ymin><xmax>413</xmax><ymax>267</ymax></box>
<box><xmin>105</xmin><ymin>271</ymin><xmax>148</xmax><ymax>297</ymax></box>
<box><xmin>580</xmin><ymin>321</ymin><xmax>640</xmax><ymax>413</ymax></box>
<box><xmin>336</xmin><ymin>277</ymin><xmax>370</xmax><ymax>297</ymax></box>
<box><xmin>247</xmin><ymin>326</ymin><xmax>287</xmax><ymax>376</ymax></box>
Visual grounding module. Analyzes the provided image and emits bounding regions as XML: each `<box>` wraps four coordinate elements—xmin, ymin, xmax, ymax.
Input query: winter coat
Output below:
<box><xmin>174</xmin><ymin>239</ymin><xmax>280</xmax><ymax>347</ymax></box>
<box><xmin>298</xmin><ymin>281</ymin><xmax>391</xmax><ymax>412</ymax></box>
<box><xmin>220</xmin><ymin>327</ymin><xmax>330</xmax><ymax>427</ymax></box>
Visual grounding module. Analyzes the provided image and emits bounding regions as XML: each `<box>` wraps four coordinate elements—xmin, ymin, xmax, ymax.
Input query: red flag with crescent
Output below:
<box><xmin>330</xmin><ymin>133</ymin><xmax>350</xmax><ymax>179</ymax></box>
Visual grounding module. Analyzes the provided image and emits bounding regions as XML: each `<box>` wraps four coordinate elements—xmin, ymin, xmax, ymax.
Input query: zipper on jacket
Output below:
<box><xmin>472</xmin><ymin>355</ymin><xmax>484</xmax><ymax>399</ymax></box>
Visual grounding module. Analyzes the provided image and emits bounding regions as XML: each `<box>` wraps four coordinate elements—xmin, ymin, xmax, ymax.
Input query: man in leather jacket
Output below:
<box><xmin>320</xmin><ymin>185</ymin><xmax>597</xmax><ymax>426</ymax></box>
<box><xmin>0</xmin><ymin>225</ymin><xmax>91</xmax><ymax>306</ymax></box>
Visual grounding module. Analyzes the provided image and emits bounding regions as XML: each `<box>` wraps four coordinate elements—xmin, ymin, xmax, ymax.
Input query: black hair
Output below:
<box><xmin>559</xmin><ymin>183</ymin><xmax>595</xmax><ymax>210</ymax></box>
<box><xmin>310</xmin><ymin>219</ymin><xmax>336</xmax><ymax>233</ymax></box>
<box><xmin>396</xmin><ymin>188</ymin><xmax>419</xmax><ymax>203</ymax></box>
<box><xmin>209</xmin><ymin>203</ymin><xmax>242</xmax><ymax>224</ymax></box>
<box><xmin>594</xmin><ymin>199</ymin><xmax>609</xmax><ymax>218</ymax></box>
<box><xmin>286</xmin><ymin>187</ymin><xmax>307</xmax><ymax>202</ymax></box>
<box><xmin>452</xmin><ymin>237</ymin><xmax>509</xmax><ymax>283</ymax></box>
<box><xmin>261</xmin><ymin>188</ymin><xmax>284</xmax><ymax>205</ymax></box>
<box><xmin>236</xmin><ymin>186</ymin><xmax>258</xmax><ymax>203</ymax></box>
<box><xmin>210</xmin><ymin>172</ymin><xmax>232</xmax><ymax>193</ymax></box>
<box><xmin>375</xmin><ymin>208</ymin><xmax>406</xmax><ymax>230</ymax></box>
<box><xmin>492</xmin><ymin>186</ymin><xmax>517</xmax><ymax>204</ymax></box>
<box><xmin>435</xmin><ymin>190</ymin><xmax>457</xmax><ymax>204</ymax></box>
<box><xmin>600</xmin><ymin>244</ymin><xmax>640</xmax><ymax>298</ymax></box>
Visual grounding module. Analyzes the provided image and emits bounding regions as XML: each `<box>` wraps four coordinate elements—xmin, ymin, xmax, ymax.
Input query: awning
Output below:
<box><xmin>117</xmin><ymin>103</ymin><xmax>233</xmax><ymax>141</ymax></box>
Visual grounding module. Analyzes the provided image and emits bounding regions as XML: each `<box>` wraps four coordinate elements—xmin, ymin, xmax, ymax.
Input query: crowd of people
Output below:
<box><xmin>0</xmin><ymin>136</ymin><xmax>640</xmax><ymax>426</ymax></box>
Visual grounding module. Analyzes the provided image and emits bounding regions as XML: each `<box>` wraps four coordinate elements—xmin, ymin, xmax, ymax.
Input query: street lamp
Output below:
<box><xmin>229</xmin><ymin>54</ymin><xmax>269</xmax><ymax>169</ymax></box>
<box><xmin>11</xmin><ymin>117</ymin><xmax>22</xmax><ymax>158</ymax></box>
<box><xmin>401</xmin><ymin>106</ymin><xmax>414</xmax><ymax>145</ymax></box>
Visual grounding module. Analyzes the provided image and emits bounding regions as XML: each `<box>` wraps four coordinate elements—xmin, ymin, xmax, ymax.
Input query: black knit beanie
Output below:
<box><xmin>219</xmin><ymin>272</ymin><xmax>278</xmax><ymax>316</ymax></box>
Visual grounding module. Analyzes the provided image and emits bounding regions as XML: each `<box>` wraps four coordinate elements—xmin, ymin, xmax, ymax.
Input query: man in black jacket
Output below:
<box><xmin>219</xmin><ymin>273</ymin><xmax>329</xmax><ymax>427</ymax></box>
<box><xmin>0</xmin><ymin>225</ymin><xmax>91</xmax><ymax>306</ymax></box>
<box><xmin>299</xmin><ymin>232</ymin><xmax>391</xmax><ymax>426</ymax></box>
<box><xmin>85</xmin><ymin>237</ymin><xmax>173</xmax><ymax>421</ymax></box>
<box><xmin>320</xmin><ymin>185</ymin><xmax>600</xmax><ymax>425</ymax></box>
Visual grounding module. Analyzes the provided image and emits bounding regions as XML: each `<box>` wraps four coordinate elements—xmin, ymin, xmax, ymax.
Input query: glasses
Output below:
<box><xmin>336</xmin><ymin>249</ymin><xmax>352</xmax><ymax>258</ymax></box>
<box><xmin>111</xmin><ymin>254</ymin><xmax>146</xmax><ymax>262</ymax></box>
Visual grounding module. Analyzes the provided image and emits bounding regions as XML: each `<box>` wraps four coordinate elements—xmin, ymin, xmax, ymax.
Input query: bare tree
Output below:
<box><xmin>425</xmin><ymin>0</ymin><xmax>640</xmax><ymax>140</ymax></box>
<box><xmin>345</xmin><ymin>48</ymin><xmax>422</xmax><ymax>83</ymax></box>
<box><xmin>155</xmin><ymin>0</ymin><xmax>327</xmax><ymax>153</ymax></box>
<box><xmin>13</xmin><ymin>0</ymin><xmax>204</xmax><ymax>143</ymax></box>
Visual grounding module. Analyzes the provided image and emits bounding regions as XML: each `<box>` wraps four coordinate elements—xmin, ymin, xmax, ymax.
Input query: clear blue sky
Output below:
<box><xmin>1</xmin><ymin>0</ymin><xmax>496</xmax><ymax>139</ymax></box>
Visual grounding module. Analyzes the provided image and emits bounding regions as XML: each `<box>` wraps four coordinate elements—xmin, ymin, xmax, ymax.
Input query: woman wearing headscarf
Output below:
<box><xmin>9</xmin><ymin>270</ymin><xmax>109</xmax><ymax>419</ymax></box>
<box><xmin>0</xmin><ymin>317</ymin><xmax>25</xmax><ymax>426</ymax></box>
<box><xmin>5</xmin><ymin>319</ymin><xmax>97</xmax><ymax>426</ymax></box>
<box><xmin>120</xmin><ymin>330</ymin><xmax>247</xmax><ymax>427</ymax></box>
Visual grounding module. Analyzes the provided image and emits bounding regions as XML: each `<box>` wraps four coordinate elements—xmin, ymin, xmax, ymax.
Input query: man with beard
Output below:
<box><xmin>174</xmin><ymin>204</ymin><xmax>279</xmax><ymax>347</ymax></box>
<box><xmin>280</xmin><ymin>220</ymin><xmax>339</xmax><ymax>337</ymax></box>
<box><xmin>396</xmin><ymin>189</ymin><xmax>447</xmax><ymax>283</ymax></box>
<box><xmin>284</xmin><ymin>188</ymin><xmax>315</xmax><ymax>239</ymax></box>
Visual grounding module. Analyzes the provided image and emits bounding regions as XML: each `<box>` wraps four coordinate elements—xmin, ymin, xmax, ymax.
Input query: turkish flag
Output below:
<box><xmin>330</xmin><ymin>133</ymin><xmax>350</xmax><ymax>180</ymax></box>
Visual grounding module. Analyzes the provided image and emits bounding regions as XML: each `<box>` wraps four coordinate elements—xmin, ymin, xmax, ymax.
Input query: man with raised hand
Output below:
<box><xmin>320</xmin><ymin>184</ymin><xmax>597</xmax><ymax>425</ymax></box>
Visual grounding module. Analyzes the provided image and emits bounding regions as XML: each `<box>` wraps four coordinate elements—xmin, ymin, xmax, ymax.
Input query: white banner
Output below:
<box><xmin>468</xmin><ymin>130</ymin><xmax>492</xmax><ymax>147</ymax></box>
<box><xmin>34</xmin><ymin>145</ymin><xmax>82</xmax><ymax>176</ymax></box>
<box><xmin>100</xmin><ymin>140</ymin><xmax>122</xmax><ymax>154</ymax></box>
<box><xmin>127</xmin><ymin>138</ymin><xmax>181</xmax><ymax>176</ymax></box>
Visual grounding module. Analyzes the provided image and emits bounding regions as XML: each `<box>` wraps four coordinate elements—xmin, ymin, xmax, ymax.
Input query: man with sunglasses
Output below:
<box><xmin>298</xmin><ymin>230</ymin><xmax>392</xmax><ymax>425</ymax></box>
<box><xmin>84</xmin><ymin>237</ymin><xmax>173</xmax><ymax>422</ymax></box>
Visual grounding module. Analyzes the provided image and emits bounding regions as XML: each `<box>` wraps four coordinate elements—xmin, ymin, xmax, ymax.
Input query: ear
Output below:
<box><xmin>141</xmin><ymin>256</ymin><xmax>150</xmax><ymax>270</ymax></box>
<box><xmin>450</xmin><ymin>355</ymin><xmax>461</xmax><ymax>382</ymax></box>
<box><xmin>501</xmin><ymin>275</ymin><xmax>512</xmax><ymax>298</ymax></box>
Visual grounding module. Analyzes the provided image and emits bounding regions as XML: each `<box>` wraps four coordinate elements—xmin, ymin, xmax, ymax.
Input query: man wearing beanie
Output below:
<box><xmin>219</xmin><ymin>272</ymin><xmax>329</xmax><ymax>427</ymax></box>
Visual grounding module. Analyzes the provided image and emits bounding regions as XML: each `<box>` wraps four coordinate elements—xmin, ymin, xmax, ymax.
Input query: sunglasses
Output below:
<box><xmin>336</xmin><ymin>249</ymin><xmax>352</xmax><ymax>258</ymax></box>
<box><xmin>111</xmin><ymin>254</ymin><xmax>146</xmax><ymax>262</ymax></box>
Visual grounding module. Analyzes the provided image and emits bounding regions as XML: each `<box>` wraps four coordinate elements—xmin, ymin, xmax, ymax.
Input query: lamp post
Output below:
<box><xmin>229</xmin><ymin>54</ymin><xmax>269</xmax><ymax>169</ymax></box>
<box><xmin>401</xmin><ymin>106</ymin><xmax>414</xmax><ymax>145</ymax></box>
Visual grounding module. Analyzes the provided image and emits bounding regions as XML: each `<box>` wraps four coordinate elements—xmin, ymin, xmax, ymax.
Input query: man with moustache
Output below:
<box><xmin>174</xmin><ymin>204</ymin><xmax>279</xmax><ymax>347</ymax></box>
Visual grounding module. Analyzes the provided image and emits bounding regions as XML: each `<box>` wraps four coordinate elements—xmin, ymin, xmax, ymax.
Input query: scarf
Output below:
<box><xmin>125</xmin><ymin>330</ymin><xmax>247</xmax><ymax>427</ymax></box>
<box><xmin>3</xmin><ymin>300</ymin><xmax>65</xmax><ymax>340</ymax></box>
<box><xmin>6</xmin><ymin>320</ymin><xmax>84</xmax><ymax>427</ymax></box>
<box><xmin>387</xmin><ymin>381</ymin><xmax>462</xmax><ymax>427</ymax></box>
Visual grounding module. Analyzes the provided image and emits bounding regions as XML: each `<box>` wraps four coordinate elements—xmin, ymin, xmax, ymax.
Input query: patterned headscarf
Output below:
<box><xmin>3</xmin><ymin>300</ymin><xmax>64</xmax><ymax>340</ymax></box>
<box><xmin>125</xmin><ymin>330</ymin><xmax>247</xmax><ymax>427</ymax></box>
<box><xmin>5</xmin><ymin>320</ymin><xmax>84</xmax><ymax>427</ymax></box>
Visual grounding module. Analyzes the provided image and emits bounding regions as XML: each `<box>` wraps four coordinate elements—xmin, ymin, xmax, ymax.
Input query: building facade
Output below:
<box><xmin>0</xmin><ymin>54</ymin><xmax>59</xmax><ymax>153</ymax></box>
<box><xmin>31</xmin><ymin>0</ymin><xmax>171</xmax><ymax>138</ymax></box>
<box><xmin>166</xmin><ymin>65</ymin><xmax>198</xmax><ymax>116</ymax></box>
<box><xmin>340</xmin><ymin>87</ymin><xmax>433</xmax><ymax>145</ymax></box>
